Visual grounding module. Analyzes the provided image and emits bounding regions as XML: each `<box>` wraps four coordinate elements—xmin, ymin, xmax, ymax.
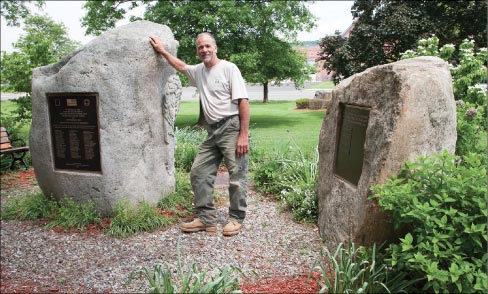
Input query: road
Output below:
<box><xmin>1</xmin><ymin>82</ymin><xmax>332</xmax><ymax>102</ymax></box>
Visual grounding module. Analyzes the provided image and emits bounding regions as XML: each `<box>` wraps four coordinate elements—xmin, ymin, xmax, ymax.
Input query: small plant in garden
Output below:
<box><xmin>310</xmin><ymin>242</ymin><xmax>414</xmax><ymax>294</ymax></box>
<box><xmin>253</xmin><ymin>145</ymin><xmax>319</xmax><ymax>222</ymax></box>
<box><xmin>371</xmin><ymin>151</ymin><xmax>487</xmax><ymax>293</ymax></box>
<box><xmin>1</xmin><ymin>191</ymin><xmax>57</xmax><ymax>221</ymax></box>
<box><xmin>107</xmin><ymin>198</ymin><xmax>171</xmax><ymax>238</ymax></box>
<box><xmin>45</xmin><ymin>197</ymin><xmax>101</xmax><ymax>231</ymax></box>
<box><xmin>127</xmin><ymin>240</ymin><xmax>242</xmax><ymax>293</ymax></box>
<box><xmin>159</xmin><ymin>169</ymin><xmax>193</xmax><ymax>217</ymax></box>
<box><xmin>174</xmin><ymin>127</ymin><xmax>206</xmax><ymax>172</ymax></box>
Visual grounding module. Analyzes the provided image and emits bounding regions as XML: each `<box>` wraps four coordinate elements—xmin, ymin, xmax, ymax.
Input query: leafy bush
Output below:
<box><xmin>252</xmin><ymin>146</ymin><xmax>318</xmax><ymax>222</ymax></box>
<box><xmin>371</xmin><ymin>151</ymin><xmax>488</xmax><ymax>293</ymax></box>
<box><xmin>128</xmin><ymin>240</ymin><xmax>242</xmax><ymax>293</ymax></box>
<box><xmin>295</xmin><ymin>98</ymin><xmax>309</xmax><ymax>109</ymax></box>
<box><xmin>1</xmin><ymin>191</ymin><xmax>57</xmax><ymax>221</ymax></box>
<box><xmin>174</xmin><ymin>127</ymin><xmax>206</xmax><ymax>172</ymax></box>
<box><xmin>310</xmin><ymin>242</ymin><xmax>415</xmax><ymax>294</ymax></box>
<box><xmin>455</xmin><ymin>99</ymin><xmax>486</xmax><ymax>156</ymax></box>
<box><xmin>108</xmin><ymin>199</ymin><xmax>171</xmax><ymax>238</ymax></box>
<box><xmin>45</xmin><ymin>197</ymin><xmax>101</xmax><ymax>231</ymax></box>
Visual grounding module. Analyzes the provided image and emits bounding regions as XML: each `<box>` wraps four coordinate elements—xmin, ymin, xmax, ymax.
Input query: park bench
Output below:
<box><xmin>0</xmin><ymin>127</ymin><xmax>29</xmax><ymax>170</ymax></box>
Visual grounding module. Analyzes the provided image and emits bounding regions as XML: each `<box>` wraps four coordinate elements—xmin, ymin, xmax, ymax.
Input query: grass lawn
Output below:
<box><xmin>0</xmin><ymin>100</ymin><xmax>30</xmax><ymax>139</ymax></box>
<box><xmin>307</xmin><ymin>81</ymin><xmax>335</xmax><ymax>90</ymax></box>
<box><xmin>175</xmin><ymin>100</ymin><xmax>326</xmax><ymax>155</ymax></box>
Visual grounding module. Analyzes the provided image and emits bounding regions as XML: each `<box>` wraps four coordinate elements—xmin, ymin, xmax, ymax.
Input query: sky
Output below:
<box><xmin>0</xmin><ymin>1</ymin><xmax>355</xmax><ymax>53</ymax></box>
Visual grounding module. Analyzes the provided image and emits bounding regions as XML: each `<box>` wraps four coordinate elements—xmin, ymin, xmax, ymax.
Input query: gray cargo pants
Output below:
<box><xmin>190</xmin><ymin>115</ymin><xmax>249</xmax><ymax>226</ymax></box>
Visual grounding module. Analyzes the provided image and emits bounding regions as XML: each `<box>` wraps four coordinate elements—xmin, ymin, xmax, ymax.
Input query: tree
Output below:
<box><xmin>1</xmin><ymin>14</ymin><xmax>81</xmax><ymax>92</ymax></box>
<box><xmin>81</xmin><ymin>0</ymin><xmax>315</xmax><ymax>102</ymax></box>
<box><xmin>318</xmin><ymin>0</ymin><xmax>487</xmax><ymax>84</ymax></box>
<box><xmin>0</xmin><ymin>0</ymin><xmax>44</xmax><ymax>26</ymax></box>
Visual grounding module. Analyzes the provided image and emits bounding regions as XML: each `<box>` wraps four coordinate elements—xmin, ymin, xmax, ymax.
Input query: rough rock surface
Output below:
<box><xmin>30</xmin><ymin>21</ymin><xmax>182</xmax><ymax>215</ymax></box>
<box><xmin>317</xmin><ymin>56</ymin><xmax>456</xmax><ymax>249</ymax></box>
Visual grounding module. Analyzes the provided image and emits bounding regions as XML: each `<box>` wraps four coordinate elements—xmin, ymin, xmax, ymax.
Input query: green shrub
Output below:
<box><xmin>371</xmin><ymin>151</ymin><xmax>488</xmax><ymax>293</ymax></box>
<box><xmin>1</xmin><ymin>191</ymin><xmax>57</xmax><ymax>220</ymax></box>
<box><xmin>108</xmin><ymin>199</ymin><xmax>171</xmax><ymax>238</ymax></box>
<box><xmin>252</xmin><ymin>146</ymin><xmax>318</xmax><ymax>222</ymax></box>
<box><xmin>45</xmin><ymin>197</ymin><xmax>101</xmax><ymax>231</ymax></box>
<box><xmin>310</xmin><ymin>242</ymin><xmax>416</xmax><ymax>294</ymax></box>
<box><xmin>295</xmin><ymin>98</ymin><xmax>309</xmax><ymax>109</ymax></box>
<box><xmin>128</xmin><ymin>241</ymin><xmax>242</xmax><ymax>293</ymax></box>
<box><xmin>174</xmin><ymin>127</ymin><xmax>206</xmax><ymax>172</ymax></box>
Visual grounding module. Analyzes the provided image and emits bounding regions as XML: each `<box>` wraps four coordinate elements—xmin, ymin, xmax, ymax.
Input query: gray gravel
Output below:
<box><xmin>0</xmin><ymin>179</ymin><xmax>324</xmax><ymax>293</ymax></box>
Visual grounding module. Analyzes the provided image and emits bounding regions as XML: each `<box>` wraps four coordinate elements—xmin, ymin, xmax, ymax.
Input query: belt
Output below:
<box><xmin>209</xmin><ymin>115</ymin><xmax>238</xmax><ymax>129</ymax></box>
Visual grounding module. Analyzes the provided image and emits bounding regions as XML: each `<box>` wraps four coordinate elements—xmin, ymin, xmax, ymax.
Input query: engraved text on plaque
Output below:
<box><xmin>334</xmin><ymin>104</ymin><xmax>370</xmax><ymax>185</ymax></box>
<box><xmin>48</xmin><ymin>93</ymin><xmax>101</xmax><ymax>171</ymax></box>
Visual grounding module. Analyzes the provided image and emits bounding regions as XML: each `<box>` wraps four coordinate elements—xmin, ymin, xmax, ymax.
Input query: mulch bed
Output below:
<box><xmin>0</xmin><ymin>168</ymin><xmax>325</xmax><ymax>293</ymax></box>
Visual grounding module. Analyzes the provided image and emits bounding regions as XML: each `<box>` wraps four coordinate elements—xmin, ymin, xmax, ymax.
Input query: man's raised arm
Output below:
<box><xmin>149</xmin><ymin>35</ymin><xmax>187</xmax><ymax>73</ymax></box>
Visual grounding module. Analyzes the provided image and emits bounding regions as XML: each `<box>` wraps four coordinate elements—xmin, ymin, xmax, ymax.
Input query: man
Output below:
<box><xmin>149</xmin><ymin>32</ymin><xmax>250</xmax><ymax>236</ymax></box>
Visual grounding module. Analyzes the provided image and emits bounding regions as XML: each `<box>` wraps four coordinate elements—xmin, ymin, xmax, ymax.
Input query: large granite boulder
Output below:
<box><xmin>30</xmin><ymin>21</ymin><xmax>182</xmax><ymax>215</ymax></box>
<box><xmin>317</xmin><ymin>56</ymin><xmax>457</xmax><ymax>249</ymax></box>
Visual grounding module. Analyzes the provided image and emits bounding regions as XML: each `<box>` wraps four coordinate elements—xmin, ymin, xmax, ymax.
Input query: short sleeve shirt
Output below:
<box><xmin>184</xmin><ymin>60</ymin><xmax>248</xmax><ymax>124</ymax></box>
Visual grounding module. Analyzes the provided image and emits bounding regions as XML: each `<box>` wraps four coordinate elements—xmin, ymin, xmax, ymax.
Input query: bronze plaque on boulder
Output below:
<box><xmin>334</xmin><ymin>104</ymin><xmax>370</xmax><ymax>185</ymax></box>
<box><xmin>47</xmin><ymin>93</ymin><xmax>101</xmax><ymax>172</ymax></box>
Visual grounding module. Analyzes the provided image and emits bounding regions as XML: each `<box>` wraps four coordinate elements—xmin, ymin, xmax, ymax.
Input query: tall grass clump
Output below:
<box><xmin>1</xmin><ymin>191</ymin><xmax>57</xmax><ymax>220</ymax></box>
<box><xmin>252</xmin><ymin>145</ymin><xmax>318</xmax><ymax>222</ymax></box>
<box><xmin>159</xmin><ymin>169</ymin><xmax>193</xmax><ymax>218</ymax></box>
<box><xmin>45</xmin><ymin>197</ymin><xmax>101</xmax><ymax>231</ymax></box>
<box><xmin>108</xmin><ymin>199</ymin><xmax>171</xmax><ymax>238</ymax></box>
<box><xmin>310</xmin><ymin>242</ymin><xmax>416</xmax><ymax>294</ymax></box>
<box><xmin>127</xmin><ymin>240</ymin><xmax>242</xmax><ymax>293</ymax></box>
<box><xmin>174</xmin><ymin>127</ymin><xmax>206</xmax><ymax>172</ymax></box>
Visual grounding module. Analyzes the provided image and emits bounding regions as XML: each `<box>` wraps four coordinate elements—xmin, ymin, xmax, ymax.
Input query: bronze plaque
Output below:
<box><xmin>334</xmin><ymin>104</ymin><xmax>370</xmax><ymax>185</ymax></box>
<box><xmin>47</xmin><ymin>93</ymin><xmax>101</xmax><ymax>172</ymax></box>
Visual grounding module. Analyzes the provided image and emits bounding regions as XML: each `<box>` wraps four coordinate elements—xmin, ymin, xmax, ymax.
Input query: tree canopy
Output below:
<box><xmin>319</xmin><ymin>0</ymin><xmax>487</xmax><ymax>84</ymax></box>
<box><xmin>0</xmin><ymin>0</ymin><xmax>45</xmax><ymax>27</ymax></box>
<box><xmin>81</xmin><ymin>0</ymin><xmax>316</xmax><ymax>102</ymax></box>
<box><xmin>1</xmin><ymin>15</ymin><xmax>81</xmax><ymax>92</ymax></box>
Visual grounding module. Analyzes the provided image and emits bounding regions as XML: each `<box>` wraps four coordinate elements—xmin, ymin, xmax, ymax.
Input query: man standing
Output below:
<box><xmin>149</xmin><ymin>32</ymin><xmax>250</xmax><ymax>236</ymax></box>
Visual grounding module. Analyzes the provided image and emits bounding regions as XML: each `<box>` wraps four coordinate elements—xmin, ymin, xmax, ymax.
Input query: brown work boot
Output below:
<box><xmin>180</xmin><ymin>218</ymin><xmax>217</xmax><ymax>233</ymax></box>
<box><xmin>223</xmin><ymin>220</ymin><xmax>243</xmax><ymax>236</ymax></box>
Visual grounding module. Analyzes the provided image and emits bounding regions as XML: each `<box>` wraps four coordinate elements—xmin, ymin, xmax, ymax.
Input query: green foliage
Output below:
<box><xmin>128</xmin><ymin>241</ymin><xmax>242</xmax><ymax>293</ymax></box>
<box><xmin>1</xmin><ymin>191</ymin><xmax>57</xmax><ymax>221</ymax></box>
<box><xmin>0</xmin><ymin>0</ymin><xmax>45</xmax><ymax>27</ymax></box>
<box><xmin>252</xmin><ymin>146</ymin><xmax>318</xmax><ymax>222</ymax></box>
<box><xmin>159</xmin><ymin>170</ymin><xmax>193</xmax><ymax>218</ymax></box>
<box><xmin>295</xmin><ymin>98</ymin><xmax>309</xmax><ymax>109</ymax></box>
<box><xmin>82</xmin><ymin>0</ymin><xmax>315</xmax><ymax>102</ymax></box>
<box><xmin>310</xmin><ymin>242</ymin><xmax>415</xmax><ymax>294</ymax></box>
<box><xmin>455</xmin><ymin>100</ymin><xmax>486</xmax><ymax>156</ymax></box>
<box><xmin>45</xmin><ymin>198</ymin><xmax>101</xmax><ymax>231</ymax></box>
<box><xmin>400</xmin><ymin>36</ymin><xmax>487</xmax><ymax>156</ymax></box>
<box><xmin>1</xmin><ymin>14</ymin><xmax>81</xmax><ymax>92</ymax></box>
<box><xmin>320</xmin><ymin>0</ymin><xmax>487</xmax><ymax>84</ymax></box>
<box><xmin>371</xmin><ymin>151</ymin><xmax>488</xmax><ymax>293</ymax></box>
<box><xmin>174</xmin><ymin>127</ymin><xmax>206</xmax><ymax>172</ymax></box>
<box><xmin>108</xmin><ymin>199</ymin><xmax>171</xmax><ymax>238</ymax></box>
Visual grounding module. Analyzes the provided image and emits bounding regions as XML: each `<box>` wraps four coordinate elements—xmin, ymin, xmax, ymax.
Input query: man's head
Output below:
<box><xmin>195</xmin><ymin>32</ymin><xmax>219</xmax><ymax>67</ymax></box>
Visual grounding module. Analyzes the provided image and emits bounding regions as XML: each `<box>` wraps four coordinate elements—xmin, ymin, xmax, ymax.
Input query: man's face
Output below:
<box><xmin>196</xmin><ymin>35</ymin><xmax>218</xmax><ymax>67</ymax></box>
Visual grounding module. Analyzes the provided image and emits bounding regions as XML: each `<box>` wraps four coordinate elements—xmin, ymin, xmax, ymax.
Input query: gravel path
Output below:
<box><xmin>0</xmin><ymin>175</ymin><xmax>324</xmax><ymax>293</ymax></box>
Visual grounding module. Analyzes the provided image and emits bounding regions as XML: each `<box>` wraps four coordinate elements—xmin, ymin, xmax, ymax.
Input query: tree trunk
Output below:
<box><xmin>262</xmin><ymin>82</ymin><xmax>269</xmax><ymax>103</ymax></box>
